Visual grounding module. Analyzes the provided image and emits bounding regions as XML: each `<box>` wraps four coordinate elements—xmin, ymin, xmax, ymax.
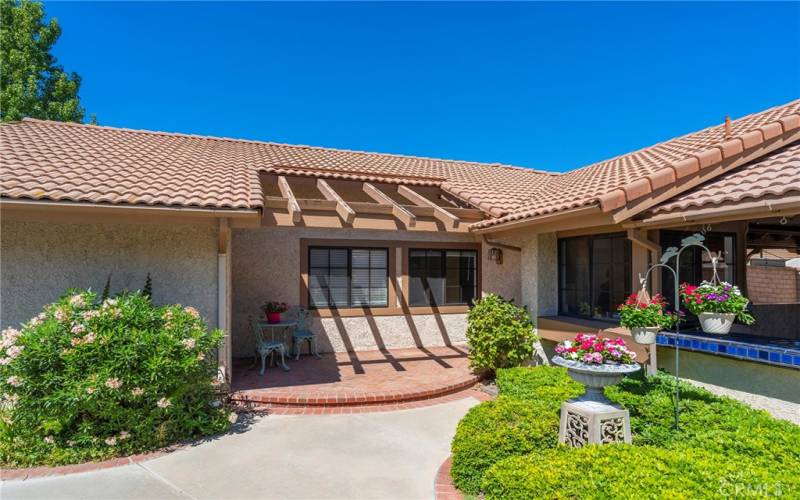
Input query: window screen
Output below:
<box><xmin>409</xmin><ymin>249</ymin><xmax>477</xmax><ymax>306</ymax></box>
<box><xmin>308</xmin><ymin>247</ymin><xmax>388</xmax><ymax>308</ymax></box>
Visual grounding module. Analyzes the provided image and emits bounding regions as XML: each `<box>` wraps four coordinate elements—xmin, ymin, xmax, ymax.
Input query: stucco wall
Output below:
<box><xmin>1</xmin><ymin>219</ymin><xmax>218</xmax><ymax>329</ymax></box>
<box><xmin>519</xmin><ymin>232</ymin><xmax>558</xmax><ymax>319</ymax></box>
<box><xmin>230</xmin><ymin>226</ymin><xmax>519</xmax><ymax>356</ymax></box>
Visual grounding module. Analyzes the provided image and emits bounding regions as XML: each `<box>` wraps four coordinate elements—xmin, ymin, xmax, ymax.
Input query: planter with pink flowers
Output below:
<box><xmin>552</xmin><ymin>333</ymin><xmax>640</xmax><ymax>404</ymax></box>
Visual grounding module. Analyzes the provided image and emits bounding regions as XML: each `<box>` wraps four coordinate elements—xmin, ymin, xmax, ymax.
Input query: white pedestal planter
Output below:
<box><xmin>698</xmin><ymin>312</ymin><xmax>736</xmax><ymax>334</ymax></box>
<box><xmin>552</xmin><ymin>356</ymin><xmax>640</xmax><ymax>447</ymax></box>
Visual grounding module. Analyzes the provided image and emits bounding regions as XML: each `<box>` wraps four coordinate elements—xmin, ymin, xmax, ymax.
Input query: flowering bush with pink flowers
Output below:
<box><xmin>0</xmin><ymin>290</ymin><xmax>232</xmax><ymax>467</ymax></box>
<box><xmin>554</xmin><ymin>333</ymin><xmax>636</xmax><ymax>365</ymax></box>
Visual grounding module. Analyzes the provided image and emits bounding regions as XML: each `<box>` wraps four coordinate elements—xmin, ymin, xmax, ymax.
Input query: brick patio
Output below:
<box><xmin>230</xmin><ymin>345</ymin><xmax>479</xmax><ymax>407</ymax></box>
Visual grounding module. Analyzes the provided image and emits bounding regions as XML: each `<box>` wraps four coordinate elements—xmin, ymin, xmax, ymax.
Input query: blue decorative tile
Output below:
<box><xmin>782</xmin><ymin>354</ymin><xmax>792</xmax><ymax>364</ymax></box>
<box><xmin>737</xmin><ymin>347</ymin><xmax>748</xmax><ymax>357</ymax></box>
<box><xmin>769</xmin><ymin>352</ymin><xmax>780</xmax><ymax>363</ymax></box>
<box><xmin>718</xmin><ymin>345</ymin><xmax>727</xmax><ymax>353</ymax></box>
<box><xmin>794</xmin><ymin>356</ymin><xmax>800</xmax><ymax>366</ymax></box>
<box><xmin>700</xmin><ymin>342</ymin><xmax>708</xmax><ymax>350</ymax></box>
<box><xmin>758</xmin><ymin>350</ymin><xmax>769</xmax><ymax>361</ymax></box>
<box><xmin>668</xmin><ymin>337</ymin><xmax>675</xmax><ymax>346</ymax></box>
<box><xmin>691</xmin><ymin>340</ymin><xmax>700</xmax><ymax>349</ymax></box>
<box><xmin>748</xmin><ymin>349</ymin><xmax>758</xmax><ymax>359</ymax></box>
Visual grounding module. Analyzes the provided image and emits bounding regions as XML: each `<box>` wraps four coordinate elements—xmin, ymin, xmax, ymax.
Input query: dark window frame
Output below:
<box><xmin>557</xmin><ymin>233</ymin><xmax>632</xmax><ymax>322</ymax></box>
<box><xmin>307</xmin><ymin>246</ymin><xmax>390</xmax><ymax>309</ymax></box>
<box><xmin>408</xmin><ymin>248</ymin><xmax>478</xmax><ymax>307</ymax></box>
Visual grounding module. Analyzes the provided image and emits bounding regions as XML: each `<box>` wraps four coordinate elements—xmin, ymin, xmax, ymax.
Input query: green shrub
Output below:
<box><xmin>607</xmin><ymin>373</ymin><xmax>800</xmax><ymax>468</ymax></box>
<box><xmin>482</xmin><ymin>445</ymin><xmax>788</xmax><ymax>500</ymax></box>
<box><xmin>0</xmin><ymin>290</ymin><xmax>232</xmax><ymax>467</ymax></box>
<box><xmin>453</xmin><ymin>366</ymin><xmax>800</xmax><ymax>497</ymax></box>
<box><xmin>496</xmin><ymin>365</ymin><xmax>582</xmax><ymax>406</ymax></box>
<box><xmin>466</xmin><ymin>294</ymin><xmax>537</xmax><ymax>375</ymax></box>
<box><xmin>450</xmin><ymin>396</ymin><xmax>560</xmax><ymax>494</ymax></box>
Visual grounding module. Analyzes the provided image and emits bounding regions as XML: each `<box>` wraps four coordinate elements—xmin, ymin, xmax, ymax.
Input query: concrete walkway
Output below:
<box><xmin>2</xmin><ymin>397</ymin><xmax>479</xmax><ymax>500</ymax></box>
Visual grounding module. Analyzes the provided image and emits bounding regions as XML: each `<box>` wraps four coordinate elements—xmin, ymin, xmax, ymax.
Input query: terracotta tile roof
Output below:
<box><xmin>2</xmin><ymin>98</ymin><xmax>798</xmax><ymax>228</ymax></box>
<box><xmin>649</xmin><ymin>142</ymin><xmax>800</xmax><ymax>214</ymax></box>
<box><xmin>0</xmin><ymin>118</ymin><xmax>554</xmax><ymax>215</ymax></box>
<box><xmin>472</xmin><ymin>98</ymin><xmax>800</xmax><ymax>229</ymax></box>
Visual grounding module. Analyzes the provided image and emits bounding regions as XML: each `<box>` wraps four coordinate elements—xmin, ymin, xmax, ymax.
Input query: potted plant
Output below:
<box><xmin>617</xmin><ymin>293</ymin><xmax>677</xmax><ymax>344</ymax></box>
<box><xmin>680</xmin><ymin>281</ymin><xmax>754</xmax><ymax>334</ymax></box>
<box><xmin>261</xmin><ymin>301</ymin><xmax>288</xmax><ymax>324</ymax></box>
<box><xmin>552</xmin><ymin>333</ymin><xmax>640</xmax><ymax>404</ymax></box>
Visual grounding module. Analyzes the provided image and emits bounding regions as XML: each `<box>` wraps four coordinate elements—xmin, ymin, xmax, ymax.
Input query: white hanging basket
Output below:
<box><xmin>630</xmin><ymin>326</ymin><xmax>660</xmax><ymax>344</ymax></box>
<box><xmin>698</xmin><ymin>312</ymin><xmax>736</xmax><ymax>335</ymax></box>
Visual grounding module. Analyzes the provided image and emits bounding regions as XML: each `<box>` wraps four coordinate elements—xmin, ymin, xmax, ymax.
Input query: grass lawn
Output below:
<box><xmin>451</xmin><ymin>366</ymin><xmax>800</xmax><ymax>499</ymax></box>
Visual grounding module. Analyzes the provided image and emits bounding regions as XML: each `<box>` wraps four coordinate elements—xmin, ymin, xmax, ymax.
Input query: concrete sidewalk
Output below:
<box><xmin>2</xmin><ymin>397</ymin><xmax>478</xmax><ymax>500</ymax></box>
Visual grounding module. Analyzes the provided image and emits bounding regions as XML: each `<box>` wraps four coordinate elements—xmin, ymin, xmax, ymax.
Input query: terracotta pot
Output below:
<box><xmin>266</xmin><ymin>312</ymin><xmax>281</xmax><ymax>324</ymax></box>
<box><xmin>630</xmin><ymin>326</ymin><xmax>660</xmax><ymax>344</ymax></box>
<box><xmin>698</xmin><ymin>312</ymin><xmax>735</xmax><ymax>335</ymax></box>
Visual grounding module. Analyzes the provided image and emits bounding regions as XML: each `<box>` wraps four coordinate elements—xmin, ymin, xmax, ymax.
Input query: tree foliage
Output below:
<box><xmin>1</xmin><ymin>0</ymin><xmax>85</xmax><ymax>122</ymax></box>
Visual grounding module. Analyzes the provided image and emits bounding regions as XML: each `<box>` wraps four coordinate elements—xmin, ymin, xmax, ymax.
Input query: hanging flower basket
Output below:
<box><xmin>617</xmin><ymin>293</ymin><xmax>677</xmax><ymax>345</ymax></box>
<box><xmin>680</xmin><ymin>282</ymin><xmax>754</xmax><ymax>335</ymax></box>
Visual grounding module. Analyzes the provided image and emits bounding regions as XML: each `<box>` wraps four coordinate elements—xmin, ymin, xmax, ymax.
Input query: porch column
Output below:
<box><xmin>217</xmin><ymin>218</ymin><xmax>232</xmax><ymax>383</ymax></box>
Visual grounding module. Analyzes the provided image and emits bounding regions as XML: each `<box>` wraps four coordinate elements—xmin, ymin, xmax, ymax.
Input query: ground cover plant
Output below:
<box><xmin>451</xmin><ymin>365</ymin><xmax>800</xmax><ymax>498</ymax></box>
<box><xmin>0</xmin><ymin>290</ymin><xmax>233</xmax><ymax>467</ymax></box>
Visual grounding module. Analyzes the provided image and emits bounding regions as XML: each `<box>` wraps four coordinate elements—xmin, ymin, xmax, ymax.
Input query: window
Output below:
<box><xmin>558</xmin><ymin>234</ymin><xmax>631</xmax><ymax>320</ymax></box>
<box><xmin>409</xmin><ymin>249</ymin><xmax>477</xmax><ymax>306</ymax></box>
<box><xmin>308</xmin><ymin>247</ymin><xmax>388</xmax><ymax>308</ymax></box>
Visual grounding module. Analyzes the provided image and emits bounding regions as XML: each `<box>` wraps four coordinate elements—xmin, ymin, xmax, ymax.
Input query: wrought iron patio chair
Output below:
<box><xmin>288</xmin><ymin>306</ymin><xmax>321</xmax><ymax>360</ymax></box>
<box><xmin>250</xmin><ymin>316</ymin><xmax>289</xmax><ymax>375</ymax></box>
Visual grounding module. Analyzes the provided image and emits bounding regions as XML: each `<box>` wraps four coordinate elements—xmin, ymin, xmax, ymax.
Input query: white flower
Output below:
<box><xmin>69</xmin><ymin>295</ymin><xmax>86</xmax><ymax>308</ymax></box>
<box><xmin>0</xmin><ymin>357</ymin><xmax>10</xmax><ymax>365</ymax></box>
<box><xmin>105</xmin><ymin>436</ymin><xmax>117</xmax><ymax>446</ymax></box>
<box><xmin>196</xmin><ymin>352</ymin><xmax>205</xmax><ymax>361</ymax></box>
<box><xmin>228</xmin><ymin>412</ymin><xmax>238</xmax><ymax>424</ymax></box>
<box><xmin>157</xmin><ymin>397</ymin><xmax>171</xmax><ymax>408</ymax></box>
<box><xmin>82</xmin><ymin>310</ymin><xmax>100</xmax><ymax>321</ymax></box>
<box><xmin>184</xmin><ymin>307</ymin><xmax>200</xmax><ymax>319</ymax></box>
<box><xmin>71</xmin><ymin>324</ymin><xmax>86</xmax><ymax>335</ymax></box>
<box><xmin>6</xmin><ymin>345</ymin><xmax>23</xmax><ymax>359</ymax></box>
<box><xmin>44</xmin><ymin>436</ymin><xmax>55</xmax><ymax>444</ymax></box>
<box><xmin>2</xmin><ymin>393</ymin><xmax>19</xmax><ymax>409</ymax></box>
<box><xmin>131</xmin><ymin>387</ymin><xmax>144</xmax><ymax>397</ymax></box>
<box><xmin>103</xmin><ymin>298</ymin><xmax>118</xmax><ymax>307</ymax></box>
<box><xmin>1</xmin><ymin>327</ymin><xmax>20</xmax><ymax>349</ymax></box>
<box><xmin>105</xmin><ymin>378</ymin><xmax>122</xmax><ymax>389</ymax></box>
<box><xmin>54</xmin><ymin>308</ymin><xmax>69</xmax><ymax>323</ymax></box>
<box><xmin>67</xmin><ymin>440</ymin><xmax>76</xmax><ymax>447</ymax></box>
<box><xmin>86</xmin><ymin>387</ymin><xmax>95</xmax><ymax>394</ymax></box>
<box><xmin>181</xmin><ymin>338</ymin><xmax>196</xmax><ymax>349</ymax></box>
<box><xmin>119</xmin><ymin>431</ymin><xmax>130</xmax><ymax>440</ymax></box>
<box><xmin>6</xmin><ymin>376</ymin><xmax>22</xmax><ymax>387</ymax></box>
<box><xmin>83</xmin><ymin>331</ymin><xmax>96</xmax><ymax>344</ymax></box>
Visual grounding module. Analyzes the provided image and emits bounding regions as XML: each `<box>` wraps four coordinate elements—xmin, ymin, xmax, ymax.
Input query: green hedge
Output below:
<box><xmin>0</xmin><ymin>290</ymin><xmax>231</xmax><ymax>467</ymax></box>
<box><xmin>466</xmin><ymin>294</ymin><xmax>537</xmax><ymax>375</ymax></box>
<box><xmin>482</xmin><ymin>445</ymin><xmax>785</xmax><ymax>500</ymax></box>
<box><xmin>451</xmin><ymin>365</ymin><xmax>800</xmax><ymax>497</ymax></box>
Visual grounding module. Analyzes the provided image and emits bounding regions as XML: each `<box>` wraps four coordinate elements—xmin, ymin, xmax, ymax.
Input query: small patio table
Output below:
<box><xmin>255</xmin><ymin>320</ymin><xmax>297</xmax><ymax>374</ymax></box>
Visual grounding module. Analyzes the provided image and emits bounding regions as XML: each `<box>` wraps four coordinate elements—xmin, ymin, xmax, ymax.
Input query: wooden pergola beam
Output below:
<box><xmin>362</xmin><ymin>182</ymin><xmax>417</xmax><ymax>228</ymax></box>
<box><xmin>277</xmin><ymin>176</ymin><xmax>301</xmax><ymax>223</ymax></box>
<box><xmin>317</xmin><ymin>179</ymin><xmax>356</xmax><ymax>224</ymax></box>
<box><xmin>397</xmin><ymin>185</ymin><xmax>459</xmax><ymax>229</ymax></box>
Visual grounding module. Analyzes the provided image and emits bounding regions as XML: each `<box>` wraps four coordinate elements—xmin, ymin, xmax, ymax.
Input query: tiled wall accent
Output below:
<box><xmin>657</xmin><ymin>332</ymin><xmax>800</xmax><ymax>370</ymax></box>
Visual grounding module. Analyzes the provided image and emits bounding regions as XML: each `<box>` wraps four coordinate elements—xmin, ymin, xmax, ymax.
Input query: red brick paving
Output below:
<box><xmin>435</xmin><ymin>456</ymin><xmax>464</xmax><ymax>500</ymax></box>
<box><xmin>230</xmin><ymin>345</ymin><xmax>480</xmax><ymax>407</ymax></box>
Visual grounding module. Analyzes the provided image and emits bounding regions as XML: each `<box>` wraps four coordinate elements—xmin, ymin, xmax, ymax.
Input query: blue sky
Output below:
<box><xmin>45</xmin><ymin>2</ymin><xmax>799</xmax><ymax>172</ymax></box>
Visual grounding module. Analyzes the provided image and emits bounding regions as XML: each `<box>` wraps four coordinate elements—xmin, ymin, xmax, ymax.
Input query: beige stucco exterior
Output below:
<box><xmin>230</xmin><ymin>226</ymin><xmax>521</xmax><ymax>357</ymax></box>
<box><xmin>1</xmin><ymin>219</ymin><xmax>219</xmax><ymax>330</ymax></box>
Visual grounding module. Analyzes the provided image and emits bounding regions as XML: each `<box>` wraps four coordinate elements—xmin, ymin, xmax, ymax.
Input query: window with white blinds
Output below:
<box><xmin>308</xmin><ymin>247</ymin><xmax>389</xmax><ymax>308</ymax></box>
